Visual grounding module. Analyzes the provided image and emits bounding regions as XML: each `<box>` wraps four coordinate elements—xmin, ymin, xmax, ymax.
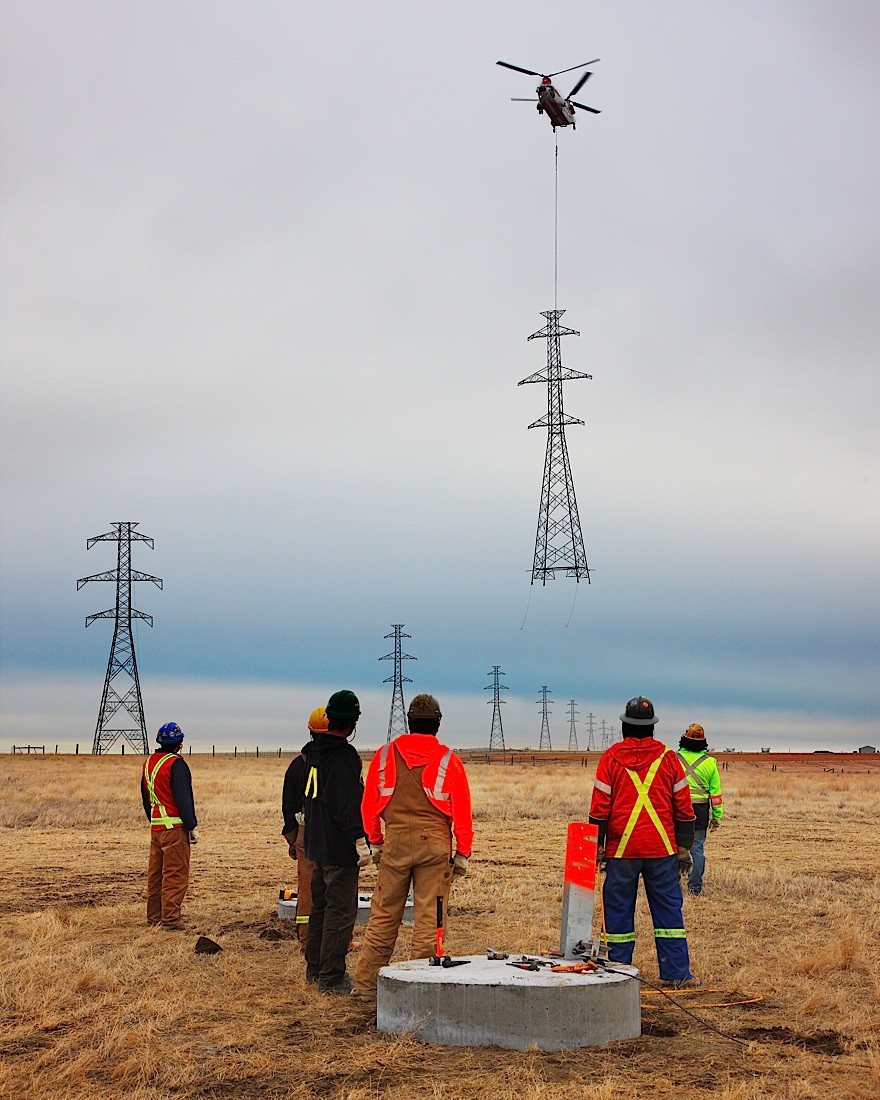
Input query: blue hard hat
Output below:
<box><xmin>156</xmin><ymin>722</ymin><xmax>184</xmax><ymax>746</ymax></box>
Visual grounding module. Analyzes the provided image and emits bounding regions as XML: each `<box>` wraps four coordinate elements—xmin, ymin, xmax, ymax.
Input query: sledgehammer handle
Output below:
<box><xmin>435</xmin><ymin>895</ymin><xmax>444</xmax><ymax>959</ymax></box>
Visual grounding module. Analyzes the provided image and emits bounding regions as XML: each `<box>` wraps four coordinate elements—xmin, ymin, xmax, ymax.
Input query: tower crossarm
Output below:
<box><xmin>77</xmin><ymin>568</ymin><xmax>162</xmax><ymax>588</ymax></box>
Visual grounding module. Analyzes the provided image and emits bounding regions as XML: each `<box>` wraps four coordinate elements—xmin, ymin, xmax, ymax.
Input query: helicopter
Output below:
<box><xmin>496</xmin><ymin>59</ymin><xmax>601</xmax><ymax>130</ymax></box>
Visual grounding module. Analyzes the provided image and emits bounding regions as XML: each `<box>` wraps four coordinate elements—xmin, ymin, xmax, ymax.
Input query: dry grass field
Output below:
<box><xmin>2</xmin><ymin>753</ymin><xmax>879</xmax><ymax>1100</ymax></box>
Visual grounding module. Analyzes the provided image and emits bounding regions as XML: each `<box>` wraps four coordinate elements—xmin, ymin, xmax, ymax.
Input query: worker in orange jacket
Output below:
<box><xmin>589</xmin><ymin>696</ymin><xmax>698</xmax><ymax>987</ymax></box>
<box><xmin>353</xmin><ymin>694</ymin><xmax>473</xmax><ymax>997</ymax></box>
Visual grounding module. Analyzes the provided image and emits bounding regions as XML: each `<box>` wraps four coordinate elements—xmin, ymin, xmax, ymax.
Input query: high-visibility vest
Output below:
<box><xmin>615</xmin><ymin>748</ymin><xmax>675</xmax><ymax>857</ymax></box>
<box><xmin>375</xmin><ymin>741</ymin><xmax>455</xmax><ymax>805</ymax></box>
<box><xmin>143</xmin><ymin>753</ymin><xmax>184</xmax><ymax>829</ymax></box>
<box><xmin>677</xmin><ymin>750</ymin><xmax>711</xmax><ymax>802</ymax></box>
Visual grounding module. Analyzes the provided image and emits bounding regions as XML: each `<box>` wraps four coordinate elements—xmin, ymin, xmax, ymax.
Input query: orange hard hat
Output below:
<box><xmin>307</xmin><ymin>706</ymin><xmax>329</xmax><ymax>733</ymax></box>
<box><xmin>685</xmin><ymin>723</ymin><xmax>706</xmax><ymax>740</ymax></box>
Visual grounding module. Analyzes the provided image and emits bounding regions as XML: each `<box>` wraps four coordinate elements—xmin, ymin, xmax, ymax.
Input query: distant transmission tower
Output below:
<box><xmin>379</xmin><ymin>625</ymin><xmax>416</xmax><ymax>743</ymax></box>
<box><xmin>585</xmin><ymin>712</ymin><xmax>597</xmax><ymax>751</ymax></box>
<box><xmin>567</xmin><ymin>699</ymin><xmax>579</xmax><ymax>751</ymax></box>
<box><xmin>519</xmin><ymin>309</ymin><xmax>592</xmax><ymax>584</ymax></box>
<box><xmin>536</xmin><ymin>686</ymin><xmax>553</xmax><ymax>750</ymax></box>
<box><xmin>77</xmin><ymin>522</ymin><xmax>162</xmax><ymax>755</ymax></box>
<box><xmin>600</xmin><ymin>718</ymin><xmax>610</xmax><ymax>749</ymax></box>
<box><xmin>485</xmin><ymin>666</ymin><xmax>508</xmax><ymax>752</ymax></box>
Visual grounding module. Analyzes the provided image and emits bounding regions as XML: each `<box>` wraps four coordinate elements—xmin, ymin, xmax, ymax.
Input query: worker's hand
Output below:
<box><xmin>189</xmin><ymin>828</ymin><xmax>201</xmax><ymax>845</ymax></box>
<box><xmin>452</xmin><ymin>853</ymin><xmax>469</xmax><ymax>877</ymax></box>
<box><xmin>294</xmin><ymin>811</ymin><xmax>305</xmax><ymax>826</ymax></box>
<box><xmin>371</xmin><ymin>843</ymin><xmax>383</xmax><ymax>866</ymax></box>
<box><xmin>282</xmin><ymin>830</ymin><xmax>297</xmax><ymax>859</ymax></box>
<box><xmin>596</xmin><ymin>845</ymin><xmax>606</xmax><ymax>868</ymax></box>
<box><xmin>356</xmin><ymin>839</ymin><xmax>371</xmax><ymax>869</ymax></box>
<box><xmin>708</xmin><ymin>819</ymin><xmax>720</xmax><ymax>832</ymax></box>
<box><xmin>676</xmin><ymin>847</ymin><xmax>693</xmax><ymax>876</ymax></box>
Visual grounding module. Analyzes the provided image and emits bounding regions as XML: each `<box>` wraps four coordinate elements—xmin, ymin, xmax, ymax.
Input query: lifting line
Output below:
<box><xmin>554</xmin><ymin>130</ymin><xmax>559</xmax><ymax>309</ymax></box>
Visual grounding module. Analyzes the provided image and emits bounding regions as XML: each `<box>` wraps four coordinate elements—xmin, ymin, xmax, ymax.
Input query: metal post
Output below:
<box><xmin>560</xmin><ymin>822</ymin><xmax>598</xmax><ymax>957</ymax></box>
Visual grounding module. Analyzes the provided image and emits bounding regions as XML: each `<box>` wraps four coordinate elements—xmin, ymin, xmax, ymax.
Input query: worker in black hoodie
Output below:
<box><xmin>303</xmin><ymin>689</ymin><xmax>370</xmax><ymax>993</ymax></box>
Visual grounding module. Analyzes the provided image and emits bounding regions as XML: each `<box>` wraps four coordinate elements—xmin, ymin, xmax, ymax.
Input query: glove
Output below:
<box><xmin>189</xmin><ymin>828</ymin><xmax>200</xmax><ymax>845</ymax></box>
<box><xmin>596</xmin><ymin>845</ymin><xmax>606</xmax><ymax>868</ymax></box>
<box><xmin>452</xmin><ymin>853</ymin><xmax>469</xmax><ymax>877</ymax></box>
<box><xmin>356</xmin><ymin>838</ymin><xmax>371</xmax><ymax>869</ymax></box>
<box><xmin>282</xmin><ymin>830</ymin><xmax>297</xmax><ymax>860</ymax></box>
<box><xmin>709</xmin><ymin>819</ymin><xmax>720</xmax><ymax>832</ymax></box>
<box><xmin>294</xmin><ymin>811</ymin><xmax>305</xmax><ymax>825</ymax></box>
<box><xmin>371</xmin><ymin>843</ymin><xmax>383</xmax><ymax>866</ymax></box>
<box><xmin>676</xmin><ymin>847</ymin><xmax>693</xmax><ymax>876</ymax></box>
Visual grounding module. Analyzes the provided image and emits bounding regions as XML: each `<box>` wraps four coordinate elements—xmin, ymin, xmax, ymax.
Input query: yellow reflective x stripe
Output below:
<box><xmin>616</xmin><ymin>750</ymin><xmax>674</xmax><ymax>857</ymax></box>
<box><xmin>145</xmin><ymin>754</ymin><xmax>183</xmax><ymax>829</ymax></box>
<box><xmin>304</xmin><ymin>766</ymin><xmax>318</xmax><ymax>798</ymax></box>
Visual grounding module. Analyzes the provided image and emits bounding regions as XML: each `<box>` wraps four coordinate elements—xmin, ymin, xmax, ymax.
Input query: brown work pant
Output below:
<box><xmin>354</xmin><ymin>822</ymin><xmax>453</xmax><ymax>994</ymax></box>
<box><xmin>295</xmin><ymin>830</ymin><xmax>315</xmax><ymax>946</ymax></box>
<box><xmin>146</xmin><ymin>827</ymin><xmax>190</xmax><ymax>927</ymax></box>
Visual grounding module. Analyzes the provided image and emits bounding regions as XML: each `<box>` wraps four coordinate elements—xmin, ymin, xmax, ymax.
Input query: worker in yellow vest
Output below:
<box><xmin>140</xmin><ymin>722</ymin><xmax>199</xmax><ymax>930</ymax></box>
<box><xmin>677</xmin><ymin>723</ymin><xmax>724</xmax><ymax>895</ymax></box>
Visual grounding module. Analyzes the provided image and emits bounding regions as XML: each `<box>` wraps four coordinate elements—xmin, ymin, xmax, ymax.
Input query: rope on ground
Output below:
<box><xmin>641</xmin><ymin>989</ymin><xmax>764</xmax><ymax>1009</ymax></box>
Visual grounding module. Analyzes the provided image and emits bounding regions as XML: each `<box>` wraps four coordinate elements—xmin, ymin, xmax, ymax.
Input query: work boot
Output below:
<box><xmin>161</xmin><ymin>918</ymin><xmax>195</xmax><ymax>932</ymax></box>
<box><xmin>318</xmin><ymin>975</ymin><xmax>354</xmax><ymax>995</ymax></box>
<box><xmin>660</xmin><ymin>976</ymin><xmax>701</xmax><ymax>989</ymax></box>
<box><xmin>305</xmin><ymin>967</ymin><xmax>319</xmax><ymax>985</ymax></box>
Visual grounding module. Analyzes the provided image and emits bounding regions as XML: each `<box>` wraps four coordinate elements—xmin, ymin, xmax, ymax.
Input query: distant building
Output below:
<box><xmin>857</xmin><ymin>745</ymin><xmax>877</xmax><ymax>754</ymax></box>
<box><xmin>760</xmin><ymin>747</ymin><xmax>771</xmax><ymax>754</ymax></box>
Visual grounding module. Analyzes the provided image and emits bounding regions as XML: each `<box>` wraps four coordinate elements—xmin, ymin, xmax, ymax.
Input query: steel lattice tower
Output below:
<box><xmin>379</xmin><ymin>625</ymin><xmax>416</xmax><ymax>743</ymax></box>
<box><xmin>585</xmin><ymin>711</ymin><xmax>597</xmax><ymax>751</ymax></box>
<box><xmin>600</xmin><ymin>718</ymin><xmax>610</xmax><ymax>749</ymax></box>
<box><xmin>536</xmin><ymin>686</ymin><xmax>552</xmax><ymax>751</ymax></box>
<box><xmin>77</xmin><ymin>522</ymin><xmax>162</xmax><ymax>755</ymax></box>
<box><xmin>566</xmin><ymin>699</ymin><xmax>579</xmax><ymax>751</ymax></box>
<box><xmin>485</xmin><ymin>666</ymin><xmax>508</xmax><ymax>752</ymax></box>
<box><xmin>519</xmin><ymin>309</ymin><xmax>592</xmax><ymax>584</ymax></box>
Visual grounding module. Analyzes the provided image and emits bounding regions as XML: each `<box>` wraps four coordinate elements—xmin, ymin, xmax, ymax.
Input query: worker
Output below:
<box><xmin>589</xmin><ymin>696</ymin><xmax>699</xmax><ymax>988</ymax></box>
<box><xmin>140</xmin><ymin>722</ymin><xmax>200</xmax><ymax>930</ymax></box>
<box><xmin>677</xmin><ymin>723</ymin><xmax>724</xmax><ymax>895</ymax></box>
<box><xmin>281</xmin><ymin>705</ymin><xmax>329</xmax><ymax>946</ymax></box>
<box><xmin>353</xmin><ymin>694</ymin><xmax>473</xmax><ymax>999</ymax></box>
<box><xmin>303</xmin><ymin>690</ymin><xmax>371</xmax><ymax>994</ymax></box>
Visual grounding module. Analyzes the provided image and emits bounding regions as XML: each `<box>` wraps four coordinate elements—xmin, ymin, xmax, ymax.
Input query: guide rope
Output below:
<box><xmin>554</xmin><ymin>130</ymin><xmax>559</xmax><ymax>309</ymax></box>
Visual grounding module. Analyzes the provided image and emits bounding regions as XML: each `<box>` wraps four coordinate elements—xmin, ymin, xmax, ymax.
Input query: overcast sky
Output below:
<box><xmin>1</xmin><ymin>2</ymin><xmax>878</xmax><ymax>752</ymax></box>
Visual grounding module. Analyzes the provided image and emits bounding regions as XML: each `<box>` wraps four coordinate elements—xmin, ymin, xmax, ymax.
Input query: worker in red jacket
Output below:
<box><xmin>589</xmin><ymin>696</ymin><xmax>698</xmax><ymax>987</ymax></box>
<box><xmin>353</xmin><ymin>694</ymin><xmax>473</xmax><ymax>998</ymax></box>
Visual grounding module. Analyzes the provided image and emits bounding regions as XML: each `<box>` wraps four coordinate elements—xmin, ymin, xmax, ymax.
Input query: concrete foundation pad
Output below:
<box><xmin>377</xmin><ymin>955</ymin><xmax>641</xmax><ymax>1050</ymax></box>
<box><xmin>278</xmin><ymin>892</ymin><xmax>414</xmax><ymax>925</ymax></box>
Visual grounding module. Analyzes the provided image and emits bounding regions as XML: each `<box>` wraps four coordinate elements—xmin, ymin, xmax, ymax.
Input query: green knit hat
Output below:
<box><xmin>326</xmin><ymin>689</ymin><xmax>361</xmax><ymax>721</ymax></box>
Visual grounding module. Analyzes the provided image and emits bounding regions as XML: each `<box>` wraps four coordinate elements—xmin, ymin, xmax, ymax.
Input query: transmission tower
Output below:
<box><xmin>585</xmin><ymin>711</ymin><xmax>597</xmax><ymax>751</ymax></box>
<box><xmin>77</xmin><ymin>522</ymin><xmax>162</xmax><ymax>755</ymax></box>
<box><xmin>536</xmin><ymin>686</ymin><xmax>552</xmax><ymax>750</ymax></box>
<box><xmin>485</xmin><ymin>666</ymin><xmax>508</xmax><ymax>752</ymax></box>
<box><xmin>599</xmin><ymin>718</ymin><xmax>610</xmax><ymax>749</ymax></box>
<box><xmin>519</xmin><ymin>309</ymin><xmax>592</xmax><ymax>584</ymax></box>
<box><xmin>379</xmin><ymin>625</ymin><xmax>416</xmax><ymax>743</ymax></box>
<box><xmin>566</xmin><ymin>699</ymin><xmax>579</xmax><ymax>751</ymax></box>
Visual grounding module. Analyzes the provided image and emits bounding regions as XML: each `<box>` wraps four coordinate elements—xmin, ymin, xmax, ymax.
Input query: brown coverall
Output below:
<box><xmin>294</xmin><ymin>827</ymin><xmax>315</xmax><ymax>946</ymax></box>
<box><xmin>146</xmin><ymin>828</ymin><xmax>191</xmax><ymax>927</ymax></box>
<box><xmin>354</xmin><ymin>748</ymin><xmax>453</xmax><ymax>994</ymax></box>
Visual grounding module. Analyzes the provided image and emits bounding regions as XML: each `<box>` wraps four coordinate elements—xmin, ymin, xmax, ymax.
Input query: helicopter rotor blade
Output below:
<box><xmin>496</xmin><ymin>60</ymin><xmax>543</xmax><ymax>77</ymax></box>
<box><xmin>567</xmin><ymin>70</ymin><xmax>593</xmax><ymax>98</ymax></box>
<box><xmin>511</xmin><ymin>98</ymin><xmax>538</xmax><ymax>102</ymax></box>
<box><xmin>549</xmin><ymin>59</ymin><xmax>600</xmax><ymax>78</ymax></box>
<box><xmin>570</xmin><ymin>100</ymin><xmax>601</xmax><ymax>114</ymax></box>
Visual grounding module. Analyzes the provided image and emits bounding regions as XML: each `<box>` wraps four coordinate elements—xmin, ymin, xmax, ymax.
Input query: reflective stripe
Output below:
<box><xmin>295</xmin><ymin>916</ymin><xmax>310</xmax><ymax>924</ymax></box>
<box><xmin>654</xmin><ymin>928</ymin><xmax>688</xmax><ymax>939</ymax></box>
<box><xmin>605</xmin><ymin>932</ymin><xmax>637</xmax><ymax>943</ymax></box>
<box><xmin>672</xmin><ymin>777</ymin><xmax>690</xmax><ymax>793</ymax></box>
<box><xmin>304</xmin><ymin>766</ymin><xmax>318</xmax><ymax>798</ymax></box>
<box><xmin>616</xmin><ymin>750</ymin><xmax>674</xmax><ymax>857</ymax></box>
<box><xmin>710</xmin><ymin>795</ymin><xmax>723</xmax><ymax>805</ymax></box>
<box><xmin>144</xmin><ymin>754</ymin><xmax>183</xmax><ymax>829</ymax></box>
<box><xmin>593</xmin><ymin>779</ymin><xmax>612</xmax><ymax>795</ymax></box>
<box><xmin>676</xmin><ymin>751</ymin><xmax>711</xmax><ymax>796</ymax></box>
<box><xmin>377</xmin><ymin>743</ymin><xmax>394</xmax><ymax>797</ymax></box>
<box><xmin>425</xmin><ymin>749</ymin><xmax>453</xmax><ymax>802</ymax></box>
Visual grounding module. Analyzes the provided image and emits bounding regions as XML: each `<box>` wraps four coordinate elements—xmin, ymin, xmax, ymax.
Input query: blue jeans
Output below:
<box><xmin>688</xmin><ymin>829</ymin><xmax>707</xmax><ymax>894</ymax></box>
<box><xmin>603</xmin><ymin>856</ymin><xmax>692</xmax><ymax>981</ymax></box>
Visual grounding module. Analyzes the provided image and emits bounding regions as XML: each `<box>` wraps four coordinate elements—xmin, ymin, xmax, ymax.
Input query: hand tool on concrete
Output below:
<box><xmin>551</xmin><ymin>961</ymin><xmax>598</xmax><ymax>973</ymax></box>
<box><xmin>428</xmin><ymin>896</ymin><xmax>471</xmax><ymax>967</ymax></box>
<box><xmin>487</xmin><ymin>949</ymin><xmax>509</xmax><ymax>960</ymax></box>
